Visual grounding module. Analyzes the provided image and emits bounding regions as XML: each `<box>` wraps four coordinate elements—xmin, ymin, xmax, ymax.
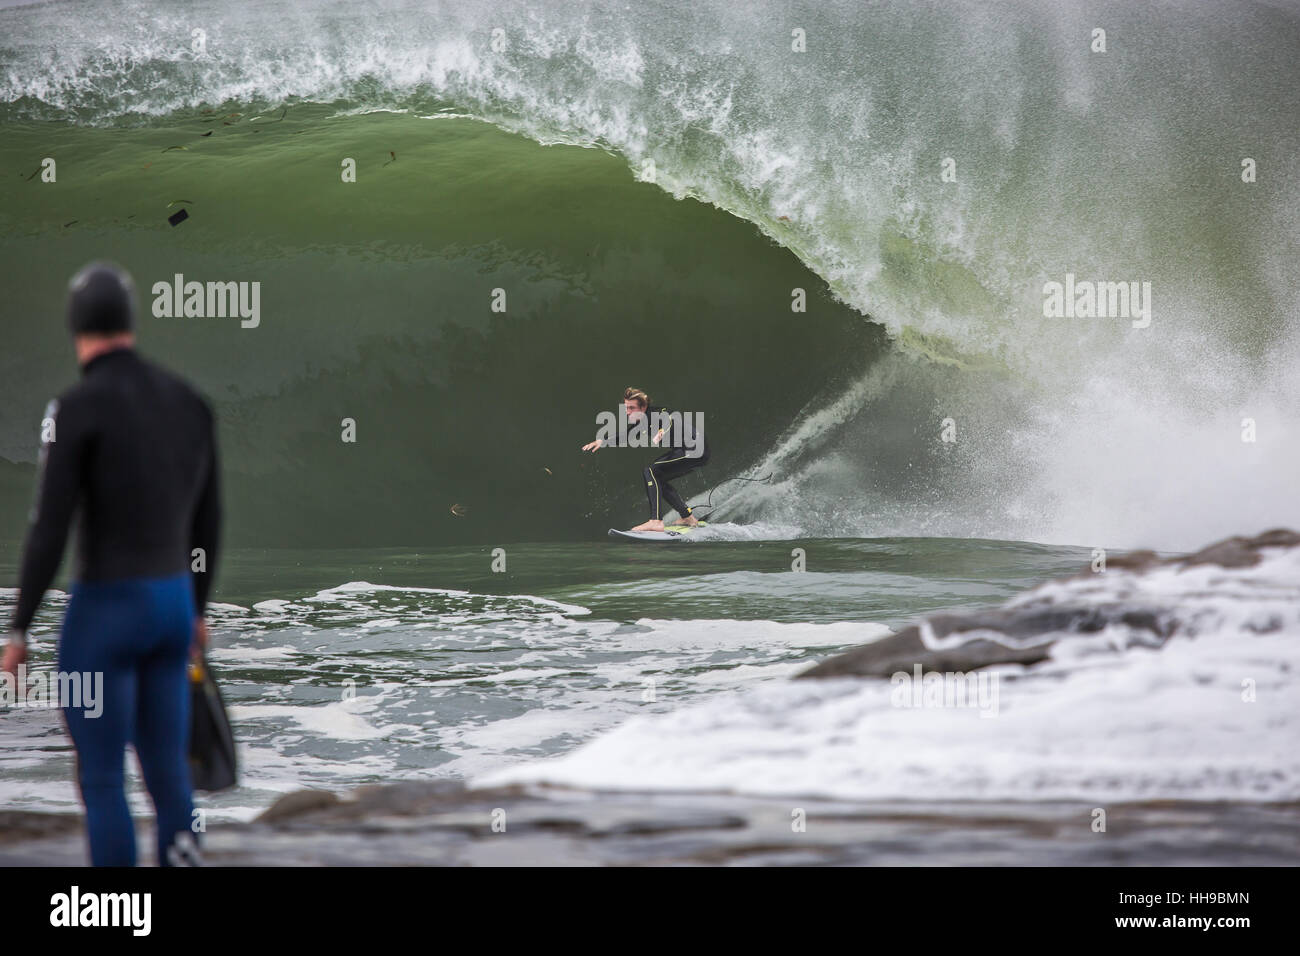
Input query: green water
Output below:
<box><xmin>0</xmin><ymin>107</ymin><xmax>916</xmax><ymax>547</ymax></box>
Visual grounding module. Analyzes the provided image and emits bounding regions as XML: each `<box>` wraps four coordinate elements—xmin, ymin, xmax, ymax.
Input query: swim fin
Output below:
<box><xmin>188</xmin><ymin>656</ymin><xmax>238</xmax><ymax>793</ymax></box>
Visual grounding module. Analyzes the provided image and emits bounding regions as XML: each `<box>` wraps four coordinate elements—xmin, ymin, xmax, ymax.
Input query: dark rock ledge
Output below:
<box><xmin>797</xmin><ymin>529</ymin><xmax>1300</xmax><ymax>680</ymax></box>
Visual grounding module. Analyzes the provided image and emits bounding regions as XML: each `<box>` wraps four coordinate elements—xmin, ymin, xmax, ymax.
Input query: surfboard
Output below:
<box><xmin>608</xmin><ymin>522</ymin><xmax>708</xmax><ymax>542</ymax></box>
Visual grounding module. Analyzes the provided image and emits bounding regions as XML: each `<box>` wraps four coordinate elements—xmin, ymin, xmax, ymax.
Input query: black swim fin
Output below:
<box><xmin>188</xmin><ymin>656</ymin><xmax>238</xmax><ymax>793</ymax></box>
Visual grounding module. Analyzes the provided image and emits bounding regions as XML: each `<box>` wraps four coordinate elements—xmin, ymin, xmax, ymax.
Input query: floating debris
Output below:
<box><xmin>383</xmin><ymin>151</ymin><xmax>396</xmax><ymax>167</ymax></box>
<box><xmin>168</xmin><ymin>208</ymin><xmax>189</xmax><ymax>227</ymax></box>
<box><xmin>201</xmin><ymin>131</ymin><xmax>213</xmax><ymax>137</ymax></box>
<box><xmin>450</xmin><ymin>503</ymin><xmax>467</xmax><ymax>518</ymax></box>
<box><xmin>162</xmin><ymin>145</ymin><xmax>188</xmax><ymax>153</ymax></box>
<box><xmin>544</xmin><ymin>467</ymin><xmax>553</xmax><ymax>476</ymax></box>
<box><xmin>166</xmin><ymin>199</ymin><xmax>193</xmax><ymax>208</ymax></box>
<box><xmin>63</xmin><ymin>220</ymin><xmax>77</xmax><ymax>228</ymax></box>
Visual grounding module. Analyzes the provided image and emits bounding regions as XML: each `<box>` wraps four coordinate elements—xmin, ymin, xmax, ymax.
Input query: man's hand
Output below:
<box><xmin>191</xmin><ymin>617</ymin><xmax>208</xmax><ymax>662</ymax></box>
<box><xmin>582</xmin><ymin>439</ymin><xmax>604</xmax><ymax>452</ymax></box>
<box><xmin>2</xmin><ymin>633</ymin><xmax>27</xmax><ymax>678</ymax></box>
<box><xmin>652</xmin><ymin>429</ymin><xmax>665</xmax><ymax>446</ymax></box>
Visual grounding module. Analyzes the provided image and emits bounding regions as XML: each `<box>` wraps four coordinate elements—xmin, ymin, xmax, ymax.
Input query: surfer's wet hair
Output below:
<box><xmin>623</xmin><ymin>387</ymin><xmax>649</xmax><ymax>409</ymax></box>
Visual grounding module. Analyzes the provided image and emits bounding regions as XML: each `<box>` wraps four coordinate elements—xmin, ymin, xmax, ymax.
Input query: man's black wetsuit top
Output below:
<box><xmin>9</xmin><ymin>347</ymin><xmax>221</xmax><ymax>634</ymax></box>
<box><xmin>606</xmin><ymin>405</ymin><xmax>709</xmax><ymax>457</ymax></box>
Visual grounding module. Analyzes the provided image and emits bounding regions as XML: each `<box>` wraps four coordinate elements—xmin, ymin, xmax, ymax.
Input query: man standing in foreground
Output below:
<box><xmin>1</xmin><ymin>262</ymin><xmax>221</xmax><ymax>866</ymax></box>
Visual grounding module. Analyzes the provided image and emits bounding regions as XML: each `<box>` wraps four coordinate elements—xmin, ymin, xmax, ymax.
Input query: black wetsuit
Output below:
<box><xmin>11</xmin><ymin>347</ymin><xmax>220</xmax><ymax>633</ymax></box>
<box><xmin>10</xmin><ymin>346</ymin><xmax>220</xmax><ymax>867</ymax></box>
<box><xmin>607</xmin><ymin>405</ymin><xmax>710</xmax><ymax>520</ymax></box>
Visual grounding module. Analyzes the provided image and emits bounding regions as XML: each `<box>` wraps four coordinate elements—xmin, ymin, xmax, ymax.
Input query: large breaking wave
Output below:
<box><xmin>2</xmin><ymin>0</ymin><xmax>1298</xmax><ymax>549</ymax></box>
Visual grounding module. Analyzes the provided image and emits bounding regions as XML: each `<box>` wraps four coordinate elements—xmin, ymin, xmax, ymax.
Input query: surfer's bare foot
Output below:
<box><xmin>669</xmin><ymin>515</ymin><xmax>699</xmax><ymax>526</ymax></box>
<box><xmin>631</xmin><ymin>519</ymin><xmax>665</xmax><ymax>532</ymax></box>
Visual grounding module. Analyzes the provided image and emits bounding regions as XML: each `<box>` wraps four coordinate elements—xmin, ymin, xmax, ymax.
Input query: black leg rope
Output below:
<box><xmin>688</xmin><ymin>471</ymin><xmax>774</xmax><ymax>520</ymax></box>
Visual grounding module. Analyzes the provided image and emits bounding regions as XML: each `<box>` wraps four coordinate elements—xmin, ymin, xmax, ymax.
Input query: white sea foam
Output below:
<box><xmin>479</xmin><ymin>548</ymin><xmax>1300</xmax><ymax>802</ymax></box>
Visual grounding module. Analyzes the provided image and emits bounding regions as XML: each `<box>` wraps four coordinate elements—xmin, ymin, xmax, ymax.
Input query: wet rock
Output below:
<box><xmin>798</xmin><ymin>624</ymin><xmax>1050</xmax><ymax>679</ymax></box>
<box><xmin>257</xmin><ymin>789</ymin><xmax>341</xmax><ymax>823</ymax></box>
<box><xmin>799</xmin><ymin>528</ymin><xmax>1297</xmax><ymax>680</ymax></box>
<box><xmin>1181</xmin><ymin>528</ymin><xmax>1300</xmax><ymax>569</ymax></box>
<box><xmin>1249</xmin><ymin>528</ymin><xmax>1300</xmax><ymax>549</ymax></box>
<box><xmin>4</xmin><ymin>793</ymin><xmax>1298</xmax><ymax>867</ymax></box>
<box><xmin>1105</xmin><ymin>549</ymin><xmax>1160</xmax><ymax>571</ymax></box>
<box><xmin>0</xmin><ymin>810</ymin><xmax>81</xmax><ymax>844</ymax></box>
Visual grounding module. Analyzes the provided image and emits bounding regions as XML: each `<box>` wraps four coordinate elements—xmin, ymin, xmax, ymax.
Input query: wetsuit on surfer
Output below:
<box><xmin>2</xmin><ymin>262</ymin><xmax>221</xmax><ymax>867</ymax></box>
<box><xmin>583</xmin><ymin>387</ymin><xmax>710</xmax><ymax>532</ymax></box>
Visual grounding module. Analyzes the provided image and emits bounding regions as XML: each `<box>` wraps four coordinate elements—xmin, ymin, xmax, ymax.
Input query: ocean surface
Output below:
<box><xmin>1</xmin><ymin>0</ymin><xmax>1298</xmax><ymax>838</ymax></box>
<box><xmin>0</xmin><ymin>536</ymin><xmax>1095</xmax><ymax>820</ymax></box>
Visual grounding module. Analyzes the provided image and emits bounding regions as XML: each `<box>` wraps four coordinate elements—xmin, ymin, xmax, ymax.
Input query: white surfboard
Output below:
<box><xmin>608</xmin><ymin>522</ymin><xmax>708</xmax><ymax>542</ymax></box>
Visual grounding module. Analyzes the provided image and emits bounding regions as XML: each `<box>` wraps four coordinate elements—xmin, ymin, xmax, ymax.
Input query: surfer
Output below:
<box><xmin>1</xmin><ymin>262</ymin><xmax>222</xmax><ymax>867</ymax></box>
<box><xmin>582</xmin><ymin>387</ymin><xmax>710</xmax><ymax>532</ymax></box>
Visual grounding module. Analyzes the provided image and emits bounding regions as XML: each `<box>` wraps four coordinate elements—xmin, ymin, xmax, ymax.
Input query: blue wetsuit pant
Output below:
<box><xmin>59</xmin><ymin>572</ymin><xmax>196</xmax><ymax>867</ymax></box>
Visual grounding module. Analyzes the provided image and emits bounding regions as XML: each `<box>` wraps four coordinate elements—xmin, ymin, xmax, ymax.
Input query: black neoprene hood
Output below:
<box><xmin>67</xmin><ymin>261</ymin><xmax>135</xmax><ymax>334</ymax></box>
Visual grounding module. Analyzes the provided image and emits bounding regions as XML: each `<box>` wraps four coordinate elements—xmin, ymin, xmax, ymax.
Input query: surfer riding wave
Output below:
<box><xmin>583</xmin><ymin>387</ymin><xmax>710</xmax><ymax>532</ymax></box>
